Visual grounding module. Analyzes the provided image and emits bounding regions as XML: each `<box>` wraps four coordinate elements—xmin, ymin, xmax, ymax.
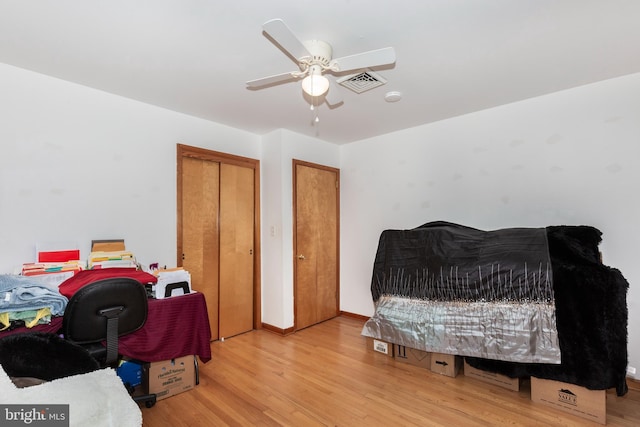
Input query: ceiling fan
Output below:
<box><xmin>246</xmin><ymin>19</ymin><xmax>396</xmax><ymax>106</ymax></box>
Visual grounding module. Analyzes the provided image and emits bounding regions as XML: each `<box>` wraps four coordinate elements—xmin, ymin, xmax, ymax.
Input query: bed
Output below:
<box><xmin>362</xmin><ymin>221</ymin><xmax>629</xmax><ymax>395</ymax></box>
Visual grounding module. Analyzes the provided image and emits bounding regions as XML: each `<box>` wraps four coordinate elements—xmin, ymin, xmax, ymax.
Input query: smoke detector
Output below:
<box><xmin>337</xmin><ymin>69</ymin><xmax>387</xmax><ymax>94</ymax></box>
<box><xmin>385</xmin><ymin>91</ymin><xmax>402</xmax><ymax>102</ymax></box>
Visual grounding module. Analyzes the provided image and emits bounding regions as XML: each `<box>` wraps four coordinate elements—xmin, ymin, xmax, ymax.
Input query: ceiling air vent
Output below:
<box><xmin>337</xmin><ymin>70</ymin><xmax>387</xmax><ymax>94</ymax></box>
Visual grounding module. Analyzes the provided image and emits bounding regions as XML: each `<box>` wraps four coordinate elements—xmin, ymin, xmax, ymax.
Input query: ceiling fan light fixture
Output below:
<box><xmin>301</xmin><ymin>72</ymin><xmax>329</xmax><ymax>97</ymax></box>
<box><xmin>249</xmin><ymin>19</ymin><xmax>396</xmax><ymax>108</ymax></box>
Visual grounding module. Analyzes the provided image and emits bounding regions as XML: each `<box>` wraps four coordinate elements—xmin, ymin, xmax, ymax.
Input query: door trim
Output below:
<box><xmin>177</xmin><ymin>143</ymin><xmax>262</xmax><ymax>330</ymax></box>
<box><xmin>292</xmin><ymin>159</ymin><xmax>340</xmax><ymax>331</ymax></box>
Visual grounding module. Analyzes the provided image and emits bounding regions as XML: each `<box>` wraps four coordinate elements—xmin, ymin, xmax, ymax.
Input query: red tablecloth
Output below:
<box><xmin>118</xmin><ymin>292</ymin><xmax>212</xmax><ymax>363</ymax></box>
<box><xmin>0</xmin><ymin>292</ymin><xmax>212</xmax><ymax>363</ymax></box>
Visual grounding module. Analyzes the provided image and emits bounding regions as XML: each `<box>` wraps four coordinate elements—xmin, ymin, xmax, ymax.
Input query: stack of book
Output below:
<box><xmin>17</xmin><ymin>247</ymin><xmax>84</xmax><ymax>290</ymax></box>
<box><xmin>21</xmin><ymin>260</ymin><xmax>84</xmax><ymax>276</ymax></box>
<box><xmin>87</xmin><ymin>251</ymin><xmax>137</xmax><ymax>269</ymax></box>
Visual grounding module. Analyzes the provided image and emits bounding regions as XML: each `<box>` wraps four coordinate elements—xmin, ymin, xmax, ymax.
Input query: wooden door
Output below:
<box><xmin>180</xmin><ymin>157</ymin><xmax>220</xmax><ymax>339</ymax></box>
<box><xmin>177</xmin><ymin>144</ymin><xmax>261</xmax><ymax>341</ymax></box>
<box><xmin>293</xmin><ymin>160</ymin><xmax>340</xmax><ymax>330</ymax></box>
<box><xmin>219</xmin><ymin>163</ymin><xmax>255</xmax><ymax>338</ymax></box>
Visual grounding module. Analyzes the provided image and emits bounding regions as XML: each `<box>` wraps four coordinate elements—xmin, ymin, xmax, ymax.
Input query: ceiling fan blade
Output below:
<box><xmin>262</xmin><ymin>18</ymin><xmax>312</xmax><ymax>62</ymax></box>
<box><xmin>325</xmin><ymin>79</ymin><xmax>344</xmax><ymax>107</ymax></box>
<box><xmin>246</xmin><ymin>71</ymin><xmax>298</xmax><ymax>88</ymax></box>
<box><xmin>333</xmin><ymin>47</ymin><xmax>396</xmax><ymax>73</ymax></box>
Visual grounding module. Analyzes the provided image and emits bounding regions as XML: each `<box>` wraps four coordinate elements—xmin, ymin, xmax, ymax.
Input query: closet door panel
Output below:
<box><xmin>181</xmin><ymin>157</ymin><xmax>220</xmax><ymax>340</ymax></box>
<box><xmin>219</xmin><ymin>163</ymin><xmax>255</xmax><ymax>338</ymax></box>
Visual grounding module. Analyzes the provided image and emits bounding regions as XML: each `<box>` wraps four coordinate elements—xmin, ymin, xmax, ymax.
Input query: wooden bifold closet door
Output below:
<box><xmin>177</xmin><ymin>145</ymin><xmax>260</xmax><ymax>341</ymax></box>
<box><xmin>218</xmin><ymin>163</ymin><xmax>254</xmax><ymax>338</ymax></box>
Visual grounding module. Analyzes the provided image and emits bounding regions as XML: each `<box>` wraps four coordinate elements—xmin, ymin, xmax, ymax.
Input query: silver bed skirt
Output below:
<box><xmin>362</xmin><ymin>294</ymin><xmax>561</xmax><ymax>364</ymax></box>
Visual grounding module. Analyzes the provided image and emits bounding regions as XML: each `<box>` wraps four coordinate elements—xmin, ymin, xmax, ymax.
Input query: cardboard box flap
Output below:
<box><xmin>91</xmin><ymin>239</ymin><xmax>126</xmax><ymax>252</ymax></box>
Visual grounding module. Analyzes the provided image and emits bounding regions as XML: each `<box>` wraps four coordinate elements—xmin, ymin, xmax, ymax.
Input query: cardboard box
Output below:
<box><xmin>144</xmin><ymin>355</ymin><xmax>197</xmax><ymax>401</ymax></box>
<box><xmin>394</xmin><ymin>345</ymin><xmax>431</xmax><ymax>369</ymax></box>
<box><xmin>463</xmin><ymin>360</ymin><xmax>520</xmax><ymax>391</ymax></box>
<box><xmin>91</xmin><ymin>239</ymin><xmax>126</xmax><ymax>252</ymax></box>
<box><xmin>430</xmin><ymin>352</ymin><xmax>462</xmax><ymax>377</ymax></box>
<box><xmin>366</xmin><ymin>337</ymin><xmax>393</xmax><ymax>357</ymax></box>
<box><xmin>530</xmin><ymin>377</ymin><xmax>606</xmax><ymax>425</ymax></box>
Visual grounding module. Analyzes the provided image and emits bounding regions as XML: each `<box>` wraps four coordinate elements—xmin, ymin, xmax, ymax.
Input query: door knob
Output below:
<box><xmin>298</xmin><ymin>254</ymin><xmax>305</xmax><ymax>260</ymax></box>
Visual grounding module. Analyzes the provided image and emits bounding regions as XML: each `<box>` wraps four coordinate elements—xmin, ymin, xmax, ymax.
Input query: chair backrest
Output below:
<box><xmin>63</xmin><ymin>277</ymin><xmax>148</xmax><ymax>365</ymax></box>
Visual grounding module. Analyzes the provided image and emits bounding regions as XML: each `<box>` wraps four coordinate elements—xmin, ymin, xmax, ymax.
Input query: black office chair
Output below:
<box><xmin>62</xmin><ymin>277</ymin><xmax>157</xmax><ymax>407</ymax></box>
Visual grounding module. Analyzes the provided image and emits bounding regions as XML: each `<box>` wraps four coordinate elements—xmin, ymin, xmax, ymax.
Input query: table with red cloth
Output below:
<box><xmin>119</xmin><ymin>292</ymin><xmax>212</xmax><ymax>363</ymax></box>
<box><xmin>0</xmin><ymin>292</ymin><xmax>212</xmax><ymax>363</ymax></box>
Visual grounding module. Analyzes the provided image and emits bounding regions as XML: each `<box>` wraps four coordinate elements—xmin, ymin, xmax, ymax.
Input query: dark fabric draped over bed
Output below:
<box><xmin>365</xmin><ymin>221</ymin><xmax>629</xmax><ymax>396</ymax></box>
<box><xmin>370</xmin><ymin>221</ymin><xmax>554</xmax><ymax>303</ymax></box>
<box><xmin>468</xmin><ymin>225</ymin><xmax>629</xmax><ymax>396</ymax></box>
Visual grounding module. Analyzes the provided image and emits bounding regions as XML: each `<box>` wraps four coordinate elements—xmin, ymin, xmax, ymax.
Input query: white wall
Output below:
<box><xmin>260</xmin><ymin>129</ymin><xmax>340</xmax><ymax>328</ymax></box>
<box><xmin>0</xmin><ymin>62</ymin><xmax>260</xmax><ymax>273</ymax></box>
<box><xmin>340</xmin><ymin>72</ymin><xmax>640</xmax><ymax>378</ymax></box>
<box><xmin>260</xmin><ymin>130</ymin><xmax>286</xmax><ymax>328</ymax></box>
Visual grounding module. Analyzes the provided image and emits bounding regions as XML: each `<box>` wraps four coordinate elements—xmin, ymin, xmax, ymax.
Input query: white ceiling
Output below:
<box><xmin>1</xmin><ymin>1</ymin><xmax>639</xmax><ymax>145</ymax></box>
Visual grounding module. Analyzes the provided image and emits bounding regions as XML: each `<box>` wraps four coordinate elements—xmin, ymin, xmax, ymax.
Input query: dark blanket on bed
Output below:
<box><xmin>371</xmin><ymin>221</ymin><xmax>629</xmax><ymax>395</ymax></box>
<box><xmin>467</xmin><ymin>225</ymin><xmax>629</xmax><ymax>396</ymax></box>
<box><xmin>371</xmin><ymin>221</ymin><xmax>553</xmax><ymax>303</ymax></box>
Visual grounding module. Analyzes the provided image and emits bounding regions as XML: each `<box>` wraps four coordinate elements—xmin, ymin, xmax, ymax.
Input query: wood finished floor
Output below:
<box><xmin>140</xmin><ymin>316</ymin><xmax>640</xmax><ymax>426</ymax></box>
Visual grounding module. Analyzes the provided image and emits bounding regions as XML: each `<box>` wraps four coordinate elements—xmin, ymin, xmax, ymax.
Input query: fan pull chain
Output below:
<box><xmin>311</xmin><ymin>74</ymin><xmax>320</xmax><ymax>124</ymax></box>
<box><xmin>310</xmin><ymin>95</ymin><xmax>320</xmax><ymax>125</ymax></box>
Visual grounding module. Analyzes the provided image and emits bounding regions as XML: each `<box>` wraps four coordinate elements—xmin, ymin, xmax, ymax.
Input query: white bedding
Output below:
<box><xmin>0</xmin><ymin>365</ymin><xmax>142</xmax><ymax>427</ymax></box>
